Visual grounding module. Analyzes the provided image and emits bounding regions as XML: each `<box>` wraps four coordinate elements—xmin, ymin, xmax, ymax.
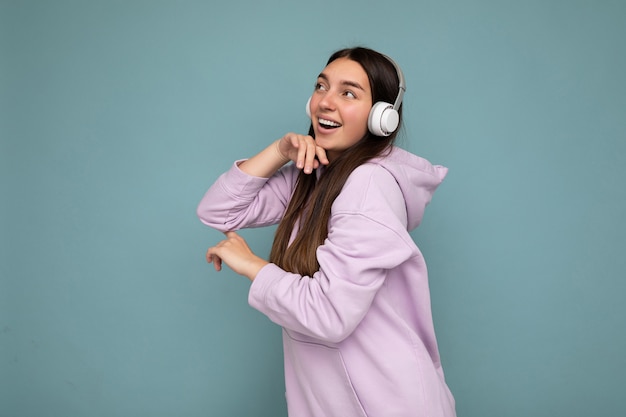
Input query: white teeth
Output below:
<box><xmin>318</xmin><ymin>118</ymin><xmax>341</xmax><ymax>128</ymax></box>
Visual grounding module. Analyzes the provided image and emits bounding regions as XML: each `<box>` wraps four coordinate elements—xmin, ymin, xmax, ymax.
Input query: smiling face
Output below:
<box><xmin>309</xmin><ymin>57</ymin><xmax>373</xmax><ymax>161</ymax></box>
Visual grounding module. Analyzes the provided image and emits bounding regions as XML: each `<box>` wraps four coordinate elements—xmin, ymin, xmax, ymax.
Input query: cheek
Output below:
<box><xmin>346</xmin><ymin>106</ymin><xmax>371</xmax><ymax>133</ymax></box>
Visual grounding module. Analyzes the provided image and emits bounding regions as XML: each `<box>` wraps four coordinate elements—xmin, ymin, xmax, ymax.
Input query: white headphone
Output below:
<box><xmin>306</xmin><ymin>54</ymin><xmax>406</xmax><ymax>137</ymax></box>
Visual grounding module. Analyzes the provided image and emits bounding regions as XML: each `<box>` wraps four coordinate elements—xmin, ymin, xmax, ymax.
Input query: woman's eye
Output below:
<box><xmin>315</xmin><ymin>83</ymin><xmax>327</xmax><ymax>91</ymax></box>
<box><xmin>344</xmin><ymin>91</ymin><xmax>356</xmax><ymax>98</ymax></box>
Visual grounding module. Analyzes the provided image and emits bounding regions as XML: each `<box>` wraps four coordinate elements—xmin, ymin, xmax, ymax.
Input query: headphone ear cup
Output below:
<box><xmin>305</xmin><ymin>97</ymin><xmax>312</xmax><ymax>119</ymax></box>
<box><xmin>368</xmin><ymin>101</ymin><xmax>399</xmax><ymax>137</ymax></box>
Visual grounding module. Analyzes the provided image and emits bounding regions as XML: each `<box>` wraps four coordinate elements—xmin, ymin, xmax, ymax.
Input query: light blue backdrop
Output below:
<box><xmin>2</xmin><ymin>1</ymin><xmax>625</xmax><ymax>416</ymax></box>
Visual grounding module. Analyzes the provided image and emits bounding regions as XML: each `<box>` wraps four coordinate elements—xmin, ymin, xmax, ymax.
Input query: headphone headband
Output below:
<box><xmin>382</xmin><ymin>54</ymin><xmax>406</xmax><ymax>111</ymax></box>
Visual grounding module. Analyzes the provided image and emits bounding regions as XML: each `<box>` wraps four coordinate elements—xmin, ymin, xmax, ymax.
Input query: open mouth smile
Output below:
<box><xmin>318</xmin><ymin>118</ymin><xmax>342</xmax><ymax>129</ymax></box>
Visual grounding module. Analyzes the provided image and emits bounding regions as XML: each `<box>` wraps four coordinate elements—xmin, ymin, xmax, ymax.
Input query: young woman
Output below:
<box><xmin>197</xmin><ymin>47</ymin><xmax>456</xmax><ymax>417</ymax></box>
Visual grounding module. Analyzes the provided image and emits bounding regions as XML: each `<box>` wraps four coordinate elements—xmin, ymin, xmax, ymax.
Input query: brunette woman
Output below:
<box><xmin>198</xmin><ymin>46</ymin><xmax>456</xmax><ymax>417</ymax></box>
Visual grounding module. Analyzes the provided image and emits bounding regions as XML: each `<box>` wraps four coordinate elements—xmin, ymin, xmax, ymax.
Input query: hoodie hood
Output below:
<box><xmin>370</xmin><ymin>146</ymin><xmax>448</xmax><ymax>231</ymax></box>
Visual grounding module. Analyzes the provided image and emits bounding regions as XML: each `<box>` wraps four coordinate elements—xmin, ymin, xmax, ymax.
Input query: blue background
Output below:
<box><xmin>2</xmin><ymin>1</ymin><xmax>625</xmax><ymax>416</ymax></box>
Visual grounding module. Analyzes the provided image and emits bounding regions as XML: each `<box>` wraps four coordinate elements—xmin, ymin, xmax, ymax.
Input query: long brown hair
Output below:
<box><xmin>269</xmin><ymin>47</ymin><xmax>404</xmax><ymax>276</ymax></box>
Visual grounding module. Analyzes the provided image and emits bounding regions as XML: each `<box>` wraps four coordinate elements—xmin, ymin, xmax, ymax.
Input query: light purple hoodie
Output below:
<box><xmin>197</xmin><ymin>146</ymin><xmax>456</xmax><ymax>417</ymax></box>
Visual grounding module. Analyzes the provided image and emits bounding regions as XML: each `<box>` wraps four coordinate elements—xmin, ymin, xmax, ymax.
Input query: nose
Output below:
<box><xmin>317</xmin><ymin>92</ymin><xmax>336</xmax><ymax>112</ymax></box>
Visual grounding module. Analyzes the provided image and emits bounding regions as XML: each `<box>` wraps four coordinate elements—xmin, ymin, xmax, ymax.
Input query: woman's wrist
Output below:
<box><xmin>245</xmin><ymin>258</ymin><xmax>269</xmax><ymax>282</ymax></box>
<box><xmin>274</xmin><ymin>140</ymin><xmax>290</xmax><ymax>164</ymax></box>
<box><xmin>238</xmin><ymin>140</ymin><xmax>289</xmax><ymax>178</ymax></box>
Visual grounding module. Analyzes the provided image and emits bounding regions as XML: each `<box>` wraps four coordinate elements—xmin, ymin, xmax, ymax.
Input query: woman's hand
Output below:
<box><xmin>236</xmin><ymin>132</ymin><xmax>329</xmax><ymax>178</ymax></box>
<box><xmin>276</xmin><ymin>133</ymin><xmax>329</xmax><ymax>174</ymax></box>
<box><xmin>205</xmin><ymin>231</ymin><xmax>268</xmax><ymax>281</ymax></box>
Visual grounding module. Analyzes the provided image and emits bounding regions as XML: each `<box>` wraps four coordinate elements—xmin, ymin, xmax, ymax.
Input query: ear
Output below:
<box><xmin>368</xmin><ymin>102</ymin><xmax>399</xmax><ymax>137</ymax></box>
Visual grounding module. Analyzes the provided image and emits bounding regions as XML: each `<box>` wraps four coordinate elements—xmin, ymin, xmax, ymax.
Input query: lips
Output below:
<box><xmin>318</xmin><ymin>117</ymin><xmax>342</xmax><ymax>129</ymax></box>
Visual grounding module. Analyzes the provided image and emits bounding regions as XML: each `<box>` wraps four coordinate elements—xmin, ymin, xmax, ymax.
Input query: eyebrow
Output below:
<box><xmin>317</xmin><ymin>73</ymin><xmax>366</xmax><ymax>91</ymax></box>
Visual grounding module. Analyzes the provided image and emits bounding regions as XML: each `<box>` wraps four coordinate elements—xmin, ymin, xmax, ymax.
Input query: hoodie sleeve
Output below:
<box><xmin>248</xmin><ymin>164</ymin><xmax>419</xmax><ymax>343</ymax></box>
<box><xmin>196</xmin><ymin>160</ymin><xmax>297</xmax><ymax>232</ymax></box>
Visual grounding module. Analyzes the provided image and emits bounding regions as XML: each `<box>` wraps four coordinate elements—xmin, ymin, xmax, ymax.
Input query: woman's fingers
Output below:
<box><xmin>206</xmin><ymin>251</ymin><xmax>223</xmax><ymax>272</ymax></box>
<box><xmin>212</xmin><ymin>255</ymin><xmax>222</xmax><ymax>271</ymax></box>
<box><xmin>316</xmin><ymin>145</ymin><xmax>330</xmax><ymax>166</ymax></box>
<box><xmin>295</xmin><ymin>137</ymin><xmax>308</xmax><ymax>170</ymax></box>
<box><xmin>204</xmin><ymin>231</ymin><xmax>267</xmax><ymax>280</ymax></box>
<box><xmin>278</xmin><ymin>133</ymin><xmax>328</xmax><ymax>174</ymax></box>
<box><xmin>293</xmin><ymin>134</ymin><xmax>319</xmax><ymax>174</ymax></box>
<box><xmin>302</xmin><ymin>139</ymin><xmax>318</xmax><ymax>174</ymax></box>
<box><xmin>223</xmin><ymin>230</ymin><xmax>240</xmax><ymax>241</ymax></box>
